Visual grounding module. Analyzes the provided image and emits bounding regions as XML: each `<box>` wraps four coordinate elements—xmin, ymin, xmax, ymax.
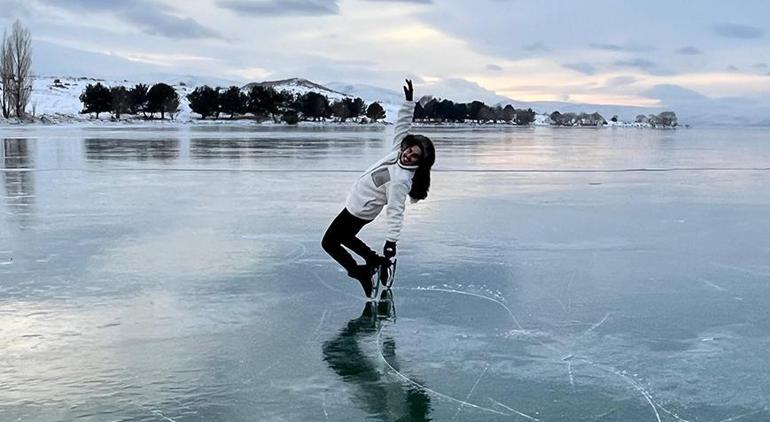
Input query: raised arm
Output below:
<box><xmin>392</xmin><ymin>79</ymin><xmax>416</xmax><ymax>151</ymax></box>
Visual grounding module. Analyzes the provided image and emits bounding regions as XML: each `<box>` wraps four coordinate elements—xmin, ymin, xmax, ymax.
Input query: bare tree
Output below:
<box><xmin>6</xmin><ymin>20</ymin><xmax>32</xmax><ymax>119</ymax></box>
<box><xmin>0</xmin><ymin>30</ymin><xmax>13</xmax><ymax>119</ymax></box>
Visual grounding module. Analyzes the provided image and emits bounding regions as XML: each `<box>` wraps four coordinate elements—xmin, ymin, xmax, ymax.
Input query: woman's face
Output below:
<box><xmin>400</xmin><ymin>145</ymin><xmax>423</xmax><ymax>166</ymax></box>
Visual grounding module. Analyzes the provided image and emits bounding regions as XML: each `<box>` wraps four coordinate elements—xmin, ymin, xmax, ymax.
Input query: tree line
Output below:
<box><xmin>75</xmin><ymin>81</ymin><xmax>681</xmax><ymax>128</ymax></box>
<box><xmin>415</xmin><ymin>99</ymin><xmax>536</xmax><ymax>124</ymax></box>
<box><xmin>186</xmin><ymin>85</ymin><xmax>386</xmax><ymax>124</ymax></box>
<box><xmin>78</xmin><ymin>82</ymin><xmax>542</xmax><ymax>126</ymax></box>
<box><xmin>80</xmin><ymin>82</ymin><xmax>181</xmax><ymax>120</ymax></box>
<box><xmin>79</xmin><ymin>82</ymin><xmax>389</xmax><ymax>123</ymax></box>
<box><xmin>635</xmin><ymin>111</ymin><xmax>678</xmax><ymax>127</ymax></box>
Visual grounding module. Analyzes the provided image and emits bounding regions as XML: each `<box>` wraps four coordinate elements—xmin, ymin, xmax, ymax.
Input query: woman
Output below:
<box><xmin>322</xmin><ymin>79</ymin><xmax>436</xmax><ymax>298</ymax></box>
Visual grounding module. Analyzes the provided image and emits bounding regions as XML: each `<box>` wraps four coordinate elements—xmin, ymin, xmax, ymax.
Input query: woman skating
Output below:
<box><xmin>322</xmin><ymin>79</ymin><xmax>436</xmax><ymax>298</ymax></box>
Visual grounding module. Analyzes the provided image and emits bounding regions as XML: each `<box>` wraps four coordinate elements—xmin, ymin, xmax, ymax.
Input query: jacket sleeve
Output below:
<box><xmin>392</xmin><ymin>101</ymin><xmax>416</xmax><ymax>152</ymax></box>
<box><xmin>384</xmin><ymin>181</ymin><xmax>410</xmax><ymax>243</ymax></box>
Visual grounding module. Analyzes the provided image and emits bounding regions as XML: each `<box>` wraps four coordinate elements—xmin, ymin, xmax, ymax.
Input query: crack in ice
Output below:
<box><xmin>376</xmin><ymin>324</ymin><xmax>510</xmax><ymax>417</ymax></box>
<box><xmin>452</xmin><ymin>365</ymin><xmax>488</xmax><ymax>421</ymax></box>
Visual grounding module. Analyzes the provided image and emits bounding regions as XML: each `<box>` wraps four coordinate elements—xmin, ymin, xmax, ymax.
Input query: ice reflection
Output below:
<box><xmin>323</xmin><ymin>292</ymin><xmax>432</xmax><ymax>421</ymax></box>
<box><xmin>2</xmin><ymin>138</ymin><xmax>35</xmax><ymax>223</ymax></box>
<box><xmin>84</xmin><ymin>138</ymin><xmax>180</xmax><ymax>162</ymax></box>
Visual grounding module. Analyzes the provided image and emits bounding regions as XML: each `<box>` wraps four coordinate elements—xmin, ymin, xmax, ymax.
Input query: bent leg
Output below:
<box><xmin>322</xmin><ymin>209</ymin><xmax>372</xmax><ymax>274</ymax></box>
<box><xmin>342</xmin><ymin>235</ymin><xmax>378</xmax><ymax>265</ymax></box>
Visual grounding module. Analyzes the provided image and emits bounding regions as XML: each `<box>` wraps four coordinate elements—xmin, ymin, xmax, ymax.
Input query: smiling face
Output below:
<box><xmin>400</xmin><ymin>144</ymin><xmax>423</xmax><ymax>166</ymax></box>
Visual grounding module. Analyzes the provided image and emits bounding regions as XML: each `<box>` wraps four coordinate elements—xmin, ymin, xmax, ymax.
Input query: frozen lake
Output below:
<box><xmin>1</xmin><ymin>125</ymin><xmax>770</xmax><ymax>421</ymax></box>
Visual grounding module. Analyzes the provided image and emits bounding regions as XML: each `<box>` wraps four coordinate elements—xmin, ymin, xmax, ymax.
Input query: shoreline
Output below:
<box><xmin>0</xmin><ymin>115</ymin><xmax>682</xmax><ymax>129</ymax></box>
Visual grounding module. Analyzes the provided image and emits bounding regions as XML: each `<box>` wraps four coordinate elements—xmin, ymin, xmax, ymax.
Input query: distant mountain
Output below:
<box><xmin>242</xmin><ymin>78</ymin><xmax>348</xmax><ymax>101</ymax></box>
<box><xmin>324</xmin><ymin>82</ymin><xmax>403</xmax><ymax>104</ymax></box>
<box><xmin>525</xmin><ymin>100</ymin><xmax>660</xmax><ymax>122</ymax></box>
<box><xmin>421</xmin><ymin>78</ymin><xmax>524</xmax><ymax>107</ymax></box>
<box><xmin>641</xmin><ymin>84</ymin><xmax>770</xmax><ymax>126</ymax></box>
<box><xmin>325</xmin><ymin>78</ymin><xmax>661</xmax><ymax>122</ymax></box>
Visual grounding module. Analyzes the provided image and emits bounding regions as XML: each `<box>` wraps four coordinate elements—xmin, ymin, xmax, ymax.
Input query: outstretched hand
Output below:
<box><xmin>403</xmin><ymin>79</ymin><xmax>414</xmax><ymax>101</ymax></box>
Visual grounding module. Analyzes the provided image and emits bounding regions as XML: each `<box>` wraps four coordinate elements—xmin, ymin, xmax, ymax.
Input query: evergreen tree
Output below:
<box><xmin>164</xmin><ymin>94</ymin><xmax>180</xmax><ymax>120</ymax></box>
<box><xmin>219</xmin><ymin>86</ymin><xmax>246</xmax><ymax>119</ymax></box>
<box><xmin>128</xmin><ymin>84</ymin><xmax>149</xmax><ymax>117</ymax></box>
<box><xmin>413</xmin><ymin>102</ymin><xmax>424</xmax><ymax>121</ymax></box>
<box><xmin>298</xmin><ymin>92</ymin><xmax>329</xmax><ymax>121</ymax></box>
<box><xmin>436</xmin><ymin>99</ymin><xmax>455</xmax><ymax>122</ymax></box>
<box><xmin>270</xmin><ymin>90</ymin><xmax>293</xmax><ymax>122</ymax></box>
<box><xmin>331</xmin><ymin>99</ymin><xmax>351</xmax><ymax>122</ymax></box>
<box><xmin>421</xmin><ymin>98</ymin><xmax>438</xmax><ymax>122</ymax></box>
<box><xmin>187</xmin><ymin>85</ymin><xmax>219</xmax><ymax>119</ymax></box>
<box><xmin>282</xmin><ymin>111</ymin><xmax>299</xmax><ymax>125</ymax></box>
<box><xmin>147</xmin><ymin>83</ymin><xmax>178</xmax><ymax>120</ymax></box>
<box><xmin>350</xmin><ymin>97</ymin><xmax>366</xmax><ymax>117</ymax></box>
<box><xmin>514</xmin><ymin>108</ymin><xmax>536</xmax><ymax>125</ymax></box>
<box><xmin>467</xmin><ymin>101</ymin><xmax>485</xmax><ymax>122</ymax></box>
<box><xmin>501</xmin><ymin>104</ymin><xmax>515</xmax><ymax>123</ymax></box>
<box><xmin>366</xmin><ymin>102</ymin><xmax>386</xmax><ymax>122</ymax></box>
<box><xmin>452</xmin><ymin>103</ymin><xmax>467</xmax><ymax>122</ymax></box>
<box><xmin>79</xmin><ymin>82</ymin><xmax>112</xmax><ymax>118</ymax></box>
<box><xmin>247</xmin><ymin>85</ymin><xmax>277</xmax><ymax>119</ymax></box>
<box><xmin>110</xmin><ymin>86</ymin><xmax>130</xmax><ymax>119</ymax></box>
<box><xmin>478</xmin><ymin>104</ymin><xmax>494</xmax><ymax>122</ymax></box>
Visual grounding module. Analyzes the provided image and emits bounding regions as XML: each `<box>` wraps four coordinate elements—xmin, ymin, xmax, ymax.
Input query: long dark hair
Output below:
<box><xmin>401</xmin><ymin>134</ymin><xmax>435</xmax><ymax>202</ymax></box>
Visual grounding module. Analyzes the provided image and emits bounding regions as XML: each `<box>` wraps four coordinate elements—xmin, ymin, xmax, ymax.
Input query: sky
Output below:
<box><xmin>1</xmin><ymin>0</ymin><xmax>769</xmax><ymax>111</ymax></box>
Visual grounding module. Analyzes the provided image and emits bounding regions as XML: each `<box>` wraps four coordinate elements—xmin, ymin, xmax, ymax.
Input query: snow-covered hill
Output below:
<box><xmin>25</xmin><ymin>76</ymin><xmax>195</xmax><ymax>123</ymax></box>
<box><xmin>241</xmin><ymin>78</ymin><xmax>349</xmax><ymax>102</ymax></box>
<box><xmin>324</xmin><ymin>82</ymin><xmax>403</xmax><ymax>105</ymax></box>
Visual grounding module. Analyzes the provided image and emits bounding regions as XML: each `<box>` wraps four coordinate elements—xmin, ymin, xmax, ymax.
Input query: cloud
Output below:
<box><xmin>0</xmin><ymin>0</ymin><xmax>31</xmax><ymax>18</ymax></box>
<box><xmin>522</xmin><ymin>42</ymin><xmax>550</xmax><ymax>52</ymax></box>
<box><xmin>676</xmin><ymin>46</ymin><xmax>702</xmax><ymax>55</ymax></box>
<box><xmin>615</xmin><ymin>58</ymin><xmax>657</xmax><ymax>71</ymax></box>
<box><xmin>216</xmin><ymin>0</ymin><xmax>339</xmax><ymax>16</ymax></box>
<box><xmin>606</xmin><ymin>76</ymin><xmax>637</xmax><ymax>86</ymax></box>
<box><xmin>590</xmin><ymin>43</ymin><xmax>654</xmax><ymax>52</ymax></box>
<box><xmin>37</xmin><ymin>0</ymin><xmax>220</xmax><ymax>39</ymax></box>
<box><xmin>365</xmin><ymin>0</ymin><xmax>433</xmax><ymax>3</ymax></box>
<box><xmin>562</xmin><ymin>62</ymin><xmax>596</xmax><ymax>75</ymax></box>
<box><xmin>643</xmin><ymin>84</ymin><xmax>708</xmax><ymax>103</ymax></box>
<box><xmin>753</xmin><ymin>63</ymin><xmax>768</xmax><ymax>69</ymax></box>
<box><xmin>713</xmin><ymin>23</ymin><xmax>764</xmax><ymax>39</ymax></box>
<box><xmin>122</xmin><ymin>8</ymin><xmax>220</xmax><ymax>39</ymax></box>
<box><xmin>486</xmin><ymin>64</ymin><xmax>502</xmax><ymax>71</ymax></box>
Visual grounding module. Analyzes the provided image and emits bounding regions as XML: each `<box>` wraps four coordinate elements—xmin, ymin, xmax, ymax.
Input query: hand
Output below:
<box><xmin>403</xmin><ymin>79</ymin><xmax>414</xmax><ymax>102</ymax></box>
<box><xmin>383</xmin><ymin>241</ymin><xmax>397</xmax><ymax>258</ymax></box>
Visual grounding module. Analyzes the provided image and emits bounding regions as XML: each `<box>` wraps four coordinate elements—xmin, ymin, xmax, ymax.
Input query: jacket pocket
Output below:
<box><xmin>371</xmin><ymin>167</ymin><xmax>391</xmax><ymax>187</ymax></box>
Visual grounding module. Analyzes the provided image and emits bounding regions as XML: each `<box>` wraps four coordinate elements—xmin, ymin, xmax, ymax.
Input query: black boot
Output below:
<box><xmin>349</xmin><ymin>264</ymin><xmax>375</xmax><ymax>298</ymax></box>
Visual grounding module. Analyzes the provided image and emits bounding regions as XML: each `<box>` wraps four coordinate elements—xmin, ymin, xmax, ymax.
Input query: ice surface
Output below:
<box><xmin>1</xmin><ymin>125</ymin><xmax>770</xmax><ymax>421</ymax></box>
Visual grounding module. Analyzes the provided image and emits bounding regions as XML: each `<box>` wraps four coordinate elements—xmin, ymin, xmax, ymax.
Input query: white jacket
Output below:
<box><xmin>345</xmin><ymin>100</ymin><xmax>416</xmax><ymax>242</ymax></box>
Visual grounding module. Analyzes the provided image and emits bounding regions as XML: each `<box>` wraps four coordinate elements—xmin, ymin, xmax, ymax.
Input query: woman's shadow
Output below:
<box><xmin>322</xmin><ymin>291</ymin><xmax>432</xmax><ymax>421</ymax></box>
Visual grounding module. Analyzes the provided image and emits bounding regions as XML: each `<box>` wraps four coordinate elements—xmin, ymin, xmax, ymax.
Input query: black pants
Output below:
<box><xmin>322</xmin><ymin>208</ymin><xmax>377</xmax><ymax>275</ymax></box>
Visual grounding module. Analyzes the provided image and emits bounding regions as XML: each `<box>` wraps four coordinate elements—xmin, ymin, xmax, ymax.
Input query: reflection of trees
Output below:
<box><xmin>84</xmin><ymin>139</ymin><xmax>179</xmax><ymax>162</ymax></box>
<box><xmin>2</xmin><ymin>138</ymin><xmax>35</xmax><ymax>221</ymax></box>
<box><xmin>323</xmin><ymin>293</ymin><xmax>431</xmax><ymax>421</ymax></box>
<box><xmin>188</xmin><ymin>136</ymin><xmax>381</xmax><ymax>163</ymax></box>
